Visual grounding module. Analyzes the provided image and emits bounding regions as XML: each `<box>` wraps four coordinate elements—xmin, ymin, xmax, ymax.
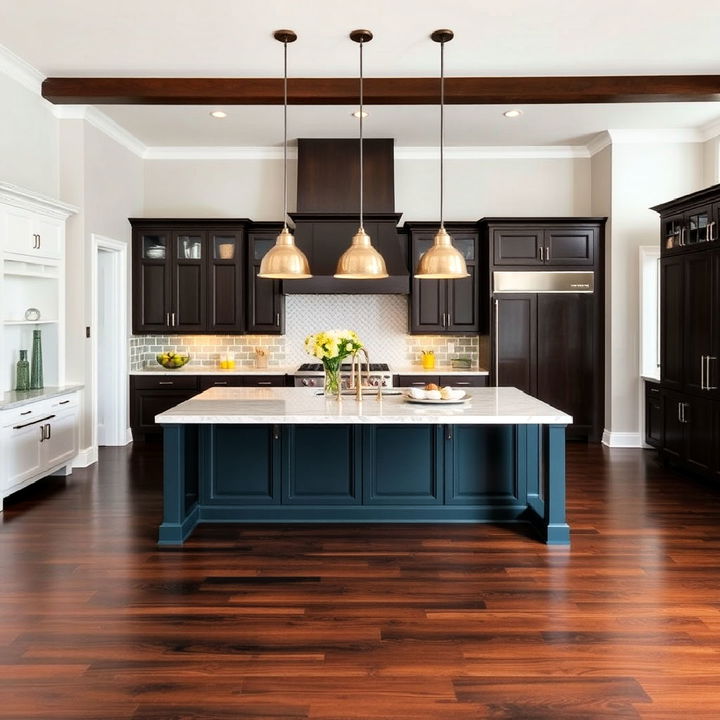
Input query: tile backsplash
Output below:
<box><xmin>130</xmin><ymin>295</ymin><xmax>483</xmax><ymax>370</ymax></box>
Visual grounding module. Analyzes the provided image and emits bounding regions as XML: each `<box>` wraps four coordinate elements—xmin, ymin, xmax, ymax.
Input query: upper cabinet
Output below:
<box><xmin>652</xmin><ymin>185</ymin><xmax>720</xmax><ymax>254</ymax></box>
<box><xmin>407</xmin><ymin>223</ymin><xmax>483</xmax><ymax>334</ymax></box>
<box><xmin>489</xmin><ymin>222</ymin><xmax>597</xmax><ymax>266</ymax></box>
<box><xmin>131</xmin><ymin>219</ymin><xmax>256</xmax><ymax>335</ymax></box>
<box><xmin>246</xmin><ymin>226</ymin><xmax>285</xmax><ymax>335</ymax></box>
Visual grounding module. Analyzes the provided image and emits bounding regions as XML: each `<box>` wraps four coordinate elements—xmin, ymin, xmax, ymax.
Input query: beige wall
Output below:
<box><xmin>143</xmin><ymin>156</ymin><xmax>591</xmax><ymax>219</ymax></box>
<box><xmin>0</xmin><ymin>72</ymin><xmax>58</xmax><ymax>197</ymax></box>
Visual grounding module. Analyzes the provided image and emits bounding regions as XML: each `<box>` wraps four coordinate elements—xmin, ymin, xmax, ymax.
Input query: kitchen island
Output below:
<box><xmin>155</xmin><ymin>387</ymin><xmax>571</xmax><ymax>545</ymax></box>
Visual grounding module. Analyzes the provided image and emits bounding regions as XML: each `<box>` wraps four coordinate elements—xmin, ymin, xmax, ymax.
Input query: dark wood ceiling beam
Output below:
<box><xmin>42</xmin><ymin>75</ymin><xmax>720</xmax><ymax>105</ymax></box>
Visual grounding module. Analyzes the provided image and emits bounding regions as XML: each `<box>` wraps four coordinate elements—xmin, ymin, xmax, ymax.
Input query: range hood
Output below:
<box><xmin>282</xmin><ymin>139</ymin><xmax>409</xmax><ymax>294</ymax></box>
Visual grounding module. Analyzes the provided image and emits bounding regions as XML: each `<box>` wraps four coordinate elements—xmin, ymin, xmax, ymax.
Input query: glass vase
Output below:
<box><xmin>15</xmin><ymin>349</ymin><xmax>30</xmax><ymax>391</ymax></box>
<box><xmin>322</xmin><ymin>359</ymin><xmax>342</xmax><ymax>400</ymax></box>
<box><xmin>30</xmin><ymin>329</ymin><xmax>43</xmax><ymax>390</ymax></box>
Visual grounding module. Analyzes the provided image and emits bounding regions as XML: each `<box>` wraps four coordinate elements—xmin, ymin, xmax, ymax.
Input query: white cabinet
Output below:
<box><xmin>0</xmin><ymin>392</ymin><xmax>79</xmax><ymax>510</ymax></box>
<box><xmin>3</xmin><ymin>206</ymin><xmax>63</xmax><ymax>260</ymax></box>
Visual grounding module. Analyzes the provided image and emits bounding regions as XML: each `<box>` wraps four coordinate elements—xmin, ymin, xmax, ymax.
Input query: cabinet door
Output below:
<box><xmin>131</xmin><ymin>389</ymin><xmax>198</xmax><ymax>435</ymax></box>
<box><xmin>446</xmin><ymin>234</ymin><xmax>479</xmax><ymax>332</ymax></box>
<box><xmin>207</xmin><ymin>230</ymin><xmax>244</xmax><ymax>333</ymax></box>
<box><xmin>492</xmin><ymin>228</ymin><xmax>543</xmax><ymax>266</ymax></box>
<box><xmin>685</xmin><ymin>203</ymin><xmax>713</xmax><ymax>247</ymax></box>
<box><xmin>3</xmin><ymin>420</ymin><xmax>44</xmax><ymax>489</ymax></box>
<box><xmin>363</xmin><ymin>425</ymin><xmax>443</xmax><ymax>505</ymax></box>
<box><xmin>247</xmin><ymin>233</ymin><xmax>284</xmax><ymax>334</ymax></box>
<box><xmin>536</xmin><ymin>294</ymin><xmax>594</xmax><ymax>433</ymax></box>
<box><xmin>410</xmin><ymin>234</ymin><xmax>446</xmax><ymax>332</ymax></box>
<box><xmin>661</xmin><ymin>213</ymin><xmax>685</xmax><ymax>253</ymax></box>
<box><xmin>34</xmin><ymin>217</ymin><xmax>62</xmax><ymax>259</ymax></box>
<box><xmin>709</xmin><ymin>249</ymin><xmax>720</xmax><ymax>398</ymax></box>
<box><xmin>494</xmin><ymin>295</ymin><xmax>537</xmax><ymax>394</ymax></box>
<box><xmin>684</xmin><ymin>396</ymin><xmax>713</xmax><ymax>474</ymax></box>
<box><xmin>201</xmin><ymin>425</ymin><xmax>281</xmax><ymax>505</ymax></box>
<box><xmin>645</xmin><ymin>384</ymin><xmax>664</xmax><ymax>448</ymax></box>
<box><xmin>684</xmin><ymin>253</ymin><xmax>713</xmax><ymax>394</ymax></box>
<box><xmin>172</xmin><ymin>231</ymin><xmax>207</xmax><ymax>332</ymax></box>
<box><xmin>133</xmin><ymin>229</ymin><xmax>172</xmax><ymax>333</ymax></box>
<box><xmin>4</xmin><ymin>207</ymin><xmax>36</xmax><ymax>256</ymax></box>
<box><xmin>42</xmin><ymin>410</ymin><xmax>78</xmax><ymax>469</ymax></box>
<box><xmin>662</xmin><ymin>391</ymin><xmax>684</xmax><ymax>461</ymax></box>
<box><xmin>543</xmin><ymin>227</ymin><xmax>595</xmax><ymax>266</ymax></box>
<box><xmin>660</xmin><ymin>257</ymin><xmax>684</xmax><ymax>390</ymax></box>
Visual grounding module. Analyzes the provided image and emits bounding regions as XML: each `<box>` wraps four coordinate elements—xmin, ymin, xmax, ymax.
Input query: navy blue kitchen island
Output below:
<box><xmin>156</xmin><ymin>387</ymin><xmax>571</xmax><ymax>546</ymax></box>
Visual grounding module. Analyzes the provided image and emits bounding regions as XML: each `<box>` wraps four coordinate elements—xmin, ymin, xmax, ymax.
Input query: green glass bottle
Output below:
<box><xmin>30</xmin><ymin>329</ymin><xmax>43</xmax><ymax>390</ymax></box>
<box><xmin>15</xmin><ymin>349</ymin><xmax>30</xmax><ymax>392</ymax></box>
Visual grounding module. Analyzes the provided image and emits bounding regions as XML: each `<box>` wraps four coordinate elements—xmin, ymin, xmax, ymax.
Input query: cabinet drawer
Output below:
<box><xmin>396</xmin><ymin>375</ymin><xmax>440</xmax><ymax>387</ymax></box>
<box><xmin>49</xmin><ymin>393</ymin><xmax>79</xmax><ymax>411</ymax></box>
<box><xmin>1</xmin><ymin>399</ymin><xmax>54</xmax><ymax>429</ymax></box>
<box><xmin>199</xmin><ymin>376</ymin><xmax>245</xmax><ymax>390</ymax></box>
<box><xmin>132</xmin><ymin>375</ymin><xmax>199</xmax><ymax>391</ymax></box>
<box><xmin>439</xmin><ymin>375</ymin><xmax>488</xmax><ymax>387</ymax></box>
<box><xmin>245</xmin><ymin>375</ymin><xmax>286</xmax><ymax>387</ymax></box>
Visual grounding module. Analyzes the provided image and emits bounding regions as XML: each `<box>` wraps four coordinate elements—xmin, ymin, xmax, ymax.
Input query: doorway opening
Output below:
<box><xmin>91</xmin><ymin>235</ymin><xmax>129</xmax><ymax>450</ymax></box>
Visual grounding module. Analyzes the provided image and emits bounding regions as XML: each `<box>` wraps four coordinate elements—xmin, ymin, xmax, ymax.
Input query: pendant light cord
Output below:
<box><xmin>359</xmin><ymin>39</ymin><xmax>364</xmax><ymax>232</ymax></box>
<box><xmin>439</xmin><ymin>38</ymin><xmax>445</xmax><ymax>230</ymax></box>
<box><xmin>283</xmin><ymin>38</ymin><xmax>289</xmax><ymax>231</ymax></box>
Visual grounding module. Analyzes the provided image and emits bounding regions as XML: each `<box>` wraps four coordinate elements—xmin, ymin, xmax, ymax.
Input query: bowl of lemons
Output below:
<box><xmin>156</xmin><ymin>351</ymin><xmax>191</xmax><ymax>369</ymax></box>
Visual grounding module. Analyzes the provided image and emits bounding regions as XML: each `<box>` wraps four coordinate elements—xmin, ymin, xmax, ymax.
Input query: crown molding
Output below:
<box><xmin>0</xmin><ymin>181</ymin><xmax>78</xmax><ymax>218</ymax></box>
<box><xmin>586</xmin><ymin>132</ymin><xmax>612</xmax><ymax>156</ymax></box>
<box><xmin>699</xmin><ymin>116</ymin><xmax>720</xmax><ymax>142</ymax></box>
<box><xmin>52</xmin><ymin>105</ymin><xmax>147</xmax><ymax>157</ymax></box>
<box><xmin>143</xmin><ymin>146</ymin><xmax>292</xmax><ymax>160</ymax></box>
<box><xmin>395</xmin><ymin>146</ymin><xmax>590</xmax><ymax>160</ymax></box>
<box><xmin>607</xmin><ymin>128</ymin><xmax>703</xmax><ymax>144</ymax></box>
<box><xmin>0</xmin><ymin>43</ymin><xmax>45</xmax><ymax>95</ymax></box>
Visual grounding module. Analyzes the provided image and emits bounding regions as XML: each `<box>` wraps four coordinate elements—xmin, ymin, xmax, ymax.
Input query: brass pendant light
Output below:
<box><xmin>258</xmin><ymin>29</ymin><xmax>312</xmax><ymax>279</ymax></box>
<box><xmin>335</xmin><ymin>29</ymin><xmax>388</xmax><ymax>280</ymax></box>
<box><xmin>415</xmin><ymin>29</ymin><xmax>469</xmax><ymax>280</ymax></box>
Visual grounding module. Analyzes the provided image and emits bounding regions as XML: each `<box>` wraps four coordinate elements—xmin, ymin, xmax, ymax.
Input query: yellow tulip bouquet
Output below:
<box><xmin>304</xmin><ymin>329</ymin><xmax>363</xmax><ymax>396</ymax></box>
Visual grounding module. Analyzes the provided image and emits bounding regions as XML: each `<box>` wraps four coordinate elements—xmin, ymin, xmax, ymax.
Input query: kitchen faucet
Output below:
<box><xmin>350</xmin><ymin>348</ymin><xmax>381</xmax><ymax>402</ymax></box>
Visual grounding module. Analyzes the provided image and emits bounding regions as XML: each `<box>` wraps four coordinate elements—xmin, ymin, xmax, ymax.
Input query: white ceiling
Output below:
<box><xmin>99</xmin><ymin>103</ymin><xmax>720</xmax><ymax>148</ymax></box>
<box><xmin>2</xmin><ymin>0</ymin><xmax>720</xmax><ymax>148</ymax></box>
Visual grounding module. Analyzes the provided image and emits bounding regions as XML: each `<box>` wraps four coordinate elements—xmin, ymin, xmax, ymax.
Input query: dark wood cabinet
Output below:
<box><xmin>131</xmin><ymin>220</ymin><xmax>251</xmax><ymax>335</ymax></box>
<box><xmin>247</xmin><ymin>227</ymin><xmax>284</xmax><ymax>334</ymax></box>
<box><xmin>130</xmin><ymin>375</ymin><xmax>200</xmax><ymax>440</ymax></box>
<box><xmin>645</xmin><ymin>383</ymin><xmax>663</xmax><ymax>448</ymax></box>
<box><xmin>494</xmin><ymin>295</ymin><xmax>537</xmax><ymax>396</ymax></box>
<box><xmin>490</xmin><ymin>223</ymin><xmax>596</xmax><ymax>267</ymax></box>
<box><xmin>652</xmin><ymin>183</ymin><xmax>720</xmax><ymax>480</ymax></box>
<box><xmin>407</xmin><ymin>223</ymin><xmax>482</xmax><ymax>334</ymax></box>
<box><xmin>395</xmin><ymin>374</ymin><xmax>488</xmax><ymax>388</ymax></box>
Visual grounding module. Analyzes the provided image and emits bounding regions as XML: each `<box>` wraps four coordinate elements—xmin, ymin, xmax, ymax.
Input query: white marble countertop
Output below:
<box><xmin>393</xmin><ymin>366</ymin><xmax>490</xmax><ymax>376</ymax></box>
<box><xmin>0</xmin><ymin>384</ymin><xmax>83</xmax><ymax>411</ymax></box>
<box><xmin>131</xmin><ymin>365</ymin><xmax>294</xmax><ymax>376</ymax></box>
<box><xmin>155</xmin><ymin>386</ymin><xmax>571</xmax><ymax>425</ymax></box>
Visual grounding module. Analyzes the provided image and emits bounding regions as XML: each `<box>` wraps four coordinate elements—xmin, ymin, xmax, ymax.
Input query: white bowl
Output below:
<box><xmin>425</xmin><ymin>389</ymin><xmax>442</xmax><ymax>400</ymax></box>
<box><xmin>408</xmin><ymin>387</ymin><xmax>426</xmax><ymax>399</ymax></box>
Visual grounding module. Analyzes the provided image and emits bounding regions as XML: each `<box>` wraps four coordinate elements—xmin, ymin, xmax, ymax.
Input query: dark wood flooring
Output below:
<box><xmin>1</xmin><ymin>442</ymin><xmax>720</xmax><ymax>719</ymax></box>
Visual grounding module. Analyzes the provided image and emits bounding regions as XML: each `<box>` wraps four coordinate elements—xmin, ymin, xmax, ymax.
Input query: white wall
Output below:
<box><xmin>606</xmin><ymin>141</ymin><xmax>704</xmax><ymax>441</ymax></box>
<box><xmin>703</xmin><ymin>136</ymin><xmax>720</xmax><ymax>186</ymax></box>
<box><xmin>0</xmin><ymin>71</ymin><xmax>58</xmax><ymax>197</ymax></box>
<box><xmin>143</xmin><ymin>156</ymin><xmax>591</xmax><ymax>219</ymax></box>
<box><xmin>60</xmin><ymin>121</ymin><xmax>144</xmax><ymax>453</ymax></box>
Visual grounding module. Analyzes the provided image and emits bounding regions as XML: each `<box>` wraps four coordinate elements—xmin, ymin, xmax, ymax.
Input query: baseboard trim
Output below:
<box><xmin>602</xmin><ymin>431</ymin><xmax>643</xmax><ymax>448</ymax></box>
<box><xmin>72</xmin><ymin>446</ymin><xmax>98</xmax><ymax>468</ymax></box>
<box><xmin>125</xmin><ymin>427</ymin><xmax>134</xmax><ymax>445</ymax></box>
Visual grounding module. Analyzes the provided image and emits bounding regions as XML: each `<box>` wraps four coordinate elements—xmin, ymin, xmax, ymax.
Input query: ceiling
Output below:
<box><xmin>2</xmin><ymin>0</ymin><xmax>720</xmax><ymax>148</ymax></box>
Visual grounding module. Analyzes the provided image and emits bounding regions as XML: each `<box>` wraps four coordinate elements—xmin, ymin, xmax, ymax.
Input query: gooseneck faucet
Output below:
<box><xmin>350</xmin><ymin>348</ymin><xmax>371</xmax><ymax>402</ymax></box>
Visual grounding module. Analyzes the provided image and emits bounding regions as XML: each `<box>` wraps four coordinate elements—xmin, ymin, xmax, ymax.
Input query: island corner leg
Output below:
<box><xmin>158</xmin><ymin>424</ymin><xmax>199</xmax><ymax>545</ymax></box>
<box><xmin>543</xmin><ymin>423</ymin><xmax>570</xmax><ymax>545</ymax></box>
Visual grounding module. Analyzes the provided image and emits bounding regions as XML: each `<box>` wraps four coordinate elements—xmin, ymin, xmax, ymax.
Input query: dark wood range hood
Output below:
<box><xmin>283</xmin><ymin>138</ymin><xmax>409</xmax><ymax>294</ymax></box>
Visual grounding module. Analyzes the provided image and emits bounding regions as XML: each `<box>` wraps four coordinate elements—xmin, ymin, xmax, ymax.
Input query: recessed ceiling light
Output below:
<box><xmin>210</xmin><ymin>110</ymin><xmax>227</xmax><ymax>119</ymax></box>
<box><xmin>503</xmin><ymin>109</ymin><xmax>522</xmax><ymax>118</ymax></box>
<box><xmin>352</xmin><ymin>110</ymin><xmax>369</xmax><ymax>118</ymax></box>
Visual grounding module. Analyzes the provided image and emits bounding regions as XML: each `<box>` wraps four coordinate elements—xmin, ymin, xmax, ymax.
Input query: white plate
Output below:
<box><xmin>404</xmin><ymin>393</ymin><xmax>469</xmax><ymax>405</ymax></box>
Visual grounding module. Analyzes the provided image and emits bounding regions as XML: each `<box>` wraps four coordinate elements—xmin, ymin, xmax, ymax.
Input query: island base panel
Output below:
<box><xmin>159</xmin><ymin>423</ymin><xmax>568</xmax><ymax>545</ymax></box>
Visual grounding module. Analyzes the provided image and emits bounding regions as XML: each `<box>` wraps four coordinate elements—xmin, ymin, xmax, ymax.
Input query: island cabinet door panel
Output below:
<box><xmin>200</xmin><ymin>425</ymin><xmax>281</xmax><ymax>504</ymax></box>
<box><xmin>362</xmin><ymin>425</ymin><xmax>443</xmax><ymax>505</ymax></box>
<box><xmin>283</xmin><ymin>425</ymin><xmax>360</xmax><ymax>504</ymax></box>
<box><xmin>444</xmin><ymin>425</ymin><xmax>520</xmax><ymax>505</ymax></box>
<box><xmin>660</xmin><ymin>256</ymin><xmax>685</xmax><ymax>391</ymax></box>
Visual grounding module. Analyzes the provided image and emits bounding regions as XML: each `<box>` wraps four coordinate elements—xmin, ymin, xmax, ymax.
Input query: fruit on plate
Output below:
<box><xmin>440</xmin><ymin>386</ymin><xmax>453</xmax><ymax>400</ymax></box>
<box><xmin>156</xmin><ymin>351</ymin><xmax>191</xmax><ymax>369</ymax></box>
<box><xmin>424</xmin><ymin>383</ymin><xmax>439</xmax><ymax>391</ymax></box>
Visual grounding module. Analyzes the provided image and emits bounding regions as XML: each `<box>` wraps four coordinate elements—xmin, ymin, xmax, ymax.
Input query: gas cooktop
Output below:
<box><xmin>296</xmin><ymin>362</ymin><xmax>391</xmax><ymax>373</ymax></box>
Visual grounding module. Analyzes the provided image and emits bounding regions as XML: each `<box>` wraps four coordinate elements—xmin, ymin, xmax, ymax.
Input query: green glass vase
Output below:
<box><xmin>30</xmin><ymin>329</ymin><xmax>43</xmax><ymax>390</ymax></box>
<box><xmin>15</xmin><ymin>349</ymin><xmax>30</xmax><ymax>392</ymax></box>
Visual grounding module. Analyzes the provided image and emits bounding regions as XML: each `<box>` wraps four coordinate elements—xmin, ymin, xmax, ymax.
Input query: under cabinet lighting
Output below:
<box><xmin>503</xmin><ymin>109</ymin><xmax>522</xmax><ymax>118</ymax></box>
<box><xmin>210</xmin><ymin>110</ymin><xmax>227</xmax><ymax>118</ymax></box>
<box><xmin>352</xmin><ymin>110</ymin><xmax>369</xmax><ymax>118</ymax></box>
